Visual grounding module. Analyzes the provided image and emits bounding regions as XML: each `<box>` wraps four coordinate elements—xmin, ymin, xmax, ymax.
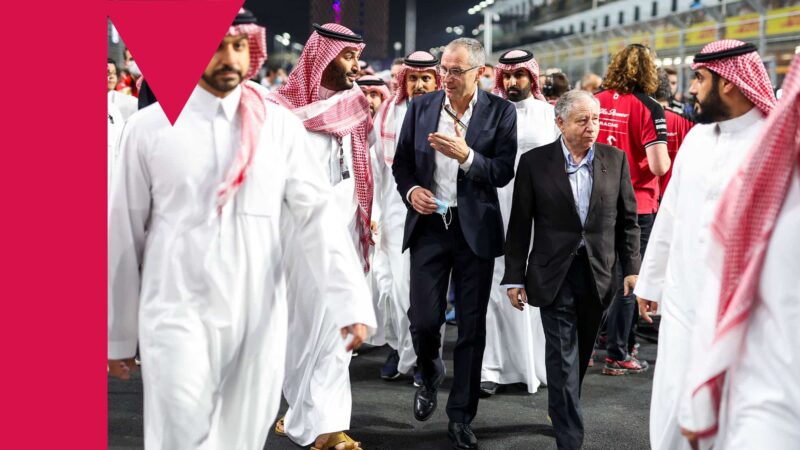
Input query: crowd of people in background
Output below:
<box><xmin>107</xmin><ymin>9</ymin><xmax>800</xmax><ymax>450</ymax></box>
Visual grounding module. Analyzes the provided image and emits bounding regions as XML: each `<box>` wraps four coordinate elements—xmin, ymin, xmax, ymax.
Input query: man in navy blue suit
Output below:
<box><xmin>392</xmin><ymin>37</ymin><xmax>517</xmax><ymax>449</ymax></box>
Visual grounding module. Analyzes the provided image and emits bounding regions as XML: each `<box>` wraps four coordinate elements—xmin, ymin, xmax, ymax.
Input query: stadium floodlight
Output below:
<box><xmin>480</xmin><ymin>1</ymin><xmax>488</xmax><ymax>7</ymax></box>
<box><xmin>663</xmin><ymin>57</ymin><xmax>673</xmax><ymax>66</ymax></box>
<box><xmin>446</xmin><ymin>26</ymin><xmax>453</xmax><ymax>33</ymax></box>
<box><xmin>673</xmin><ymin>57</ymin><xmax>682</xmax><ymax>65</ymax></box>
<box><xmin>468</xmin><ymin>8</ymin><xmax>475</xmax><ymax>14</ymax></box>
<box><xmin>486</xmin><ymin>0</ymin><xmax>495</xmax><ymax>4</ymax></box>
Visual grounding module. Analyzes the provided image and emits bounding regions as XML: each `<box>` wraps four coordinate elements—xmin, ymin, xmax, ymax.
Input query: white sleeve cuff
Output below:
<box><xmin>108</xmin><ymin>339</ymin><xmax>138</xmax><ymax>360</ymax></box>
<box><xmin>406</xmin><ymin>185</ymin><xmax>421</xmax><ymax>203</ymax></box>
<box><xmin>501</xmin><ymin>284</ymin><xmax>525</xmax><ymax>289</ymax></box>
<box><xmin>459</xmin><ymin>148</ymin><xmax>474</xmax><ymax>172</ymax></box>
<box><xmin>633</xmin><ymin>280</ymin><xmax>662</xmax><ymax>303</ymax></box>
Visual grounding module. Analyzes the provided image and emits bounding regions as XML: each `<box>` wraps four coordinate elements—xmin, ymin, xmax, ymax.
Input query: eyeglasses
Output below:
<box><xmin>437</xmin><ymin>65</ymin><xmax>479</xmax><ymax>78</ymax></box>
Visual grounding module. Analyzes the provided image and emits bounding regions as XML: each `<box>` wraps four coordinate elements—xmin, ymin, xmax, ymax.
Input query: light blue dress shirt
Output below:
<box><xmin>560</xmin><ymin>137</ymin><xmax>594</xmax><ymax>234</ymax></box>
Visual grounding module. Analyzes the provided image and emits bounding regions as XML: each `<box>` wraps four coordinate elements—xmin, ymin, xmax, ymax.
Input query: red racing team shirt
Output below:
<box><xmin>595</xmin><ymin>89</ymin><xmax>667</xmax><ymax>214</ymax></box>
<box><xmin>660</xmin><ymin>109</ymin><xmax>695</xmax><ymax>197</ymax></box>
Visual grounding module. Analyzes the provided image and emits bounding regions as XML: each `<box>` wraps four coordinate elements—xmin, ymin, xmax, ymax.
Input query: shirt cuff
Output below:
<box><xmin>406</xmin><ymin>185</ymin><xmax>421</xmax><ymax>204</ymax></box>
<box><xmin>633</xmin><ymin>280</ymin><xmax>662</xmax><ymax>303</ymax></box>
<box><xmin>459</xmin><ymin>148</ymin><xmax>474</xmax><ymax>173</ymax></box>
<box><xmin>108</xmin><ymin>339</ymin><xmax>138</xmax><ymax>360</ymax></box>
<box><xmin>501</xmin><ymin>284</ymin><xmax>525</xmax><ymax>289</ymax></box>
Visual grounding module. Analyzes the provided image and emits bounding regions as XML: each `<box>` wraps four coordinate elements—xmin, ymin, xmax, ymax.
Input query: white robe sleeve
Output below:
<box><xmin>633</xmin><ymin>147</ymin><xmax>683</xmax><ymax>302</ymax></box>
<box><xmin>282</xmin><ymin>119</ymin><xmax>377</xmax><ymax>332</ymax></box>
<box><xmin>107</xmin><ymin>121</ymin><xmax>151</xmax><ymax>359</ymax></box>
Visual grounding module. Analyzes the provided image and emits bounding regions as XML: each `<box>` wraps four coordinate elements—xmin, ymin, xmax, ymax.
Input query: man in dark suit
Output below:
<box><xmin>502</xmin><ymin>90</ymin><xmax>640</xmax><ymax>450</ymax></box>
<box><xmin>392</xmin><ymin>37</ymin><xmax>517</xmax><ymax>450</ymax></box>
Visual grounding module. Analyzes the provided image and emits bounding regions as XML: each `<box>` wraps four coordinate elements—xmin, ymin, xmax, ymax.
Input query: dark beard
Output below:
<box><xmin>201</xmin><ymin>65</ymin><xmax>243</xmax><ymax>93</ymax></box>
<box><xmin>322</xmin><ymin>62</ymin><xmax>355</xmax><ymax>92</ymax></box>
<box><xmin>506</xmin><ymin>85</ymin><xmax>531</xmax><ymax>102</ymax></box>
<box><xmin>692</xmin><ymin>77</ymin><xmax>731</xmax><ymax>124</ymax></box>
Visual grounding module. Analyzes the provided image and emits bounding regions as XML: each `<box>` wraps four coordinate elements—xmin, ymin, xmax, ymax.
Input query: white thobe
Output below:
<box><xmin>711</xmin><ymin>167</ymin><xmax>800</xmax><ymax>449</ymax></box>
<box><xmin>282</xmin><ymin>125</ymin><xmax>378</xmax><ymax>446</ymax></box>
<box><xmin>481</xmin><ymin>96</ymin><xmax>559</xmax><ymax>391</ymax></box>
<box><xmin>633</xmin><ymin>107</ymin><xmax>766</xmax><ymax>450</ymax></box>
<box><xmin>108</xmin><ymin>84</ymin><xmax>371</xmax><ymax>450</ymax></box>
<box><xmin>371</xmin><ymin>100</ymin><xmax>446</xmax><ymax>374</ymax></box>
<box><xmin>108</xmin><ymin>90</ymin><xmax>139</xmax><ymax>121</ymax></box>
<box><xmin>107</xmin><ymin>100</ymin><xmax>124</xmax><ymax>194</ymax></box>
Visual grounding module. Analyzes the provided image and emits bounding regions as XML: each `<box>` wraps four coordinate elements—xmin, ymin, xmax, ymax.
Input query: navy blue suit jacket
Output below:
<box><xmin>391</xmin><ymin>89</ymin><xmax>517</xmax><ymax>259</ymax></box>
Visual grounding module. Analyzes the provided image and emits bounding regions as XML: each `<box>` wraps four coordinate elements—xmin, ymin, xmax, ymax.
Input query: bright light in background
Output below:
<box><xmin>446</xmin><ymin>26</ymin><xmax>453</xmax><ymax>33</ymax></box>
<box><xmin>663</xmin><ymin>57</ymin><xmax>673</xmax><ymax>65</ymax></box>
<box><xmin>468</xmin><ymin>8</ymin><xmax>475</xmax><ymax>14</ymax></box>
<box><xmin>674</xmin><ymin>57</ymin><xmax>682</xmax><ymax>65</ymax></box>
<box><xmin>655</xmin><ymin>58</ymin><xmax>662</xmax><ymax>66</ymax></box>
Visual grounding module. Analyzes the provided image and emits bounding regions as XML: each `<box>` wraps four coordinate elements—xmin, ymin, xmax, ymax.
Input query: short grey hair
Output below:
<box><xmin>445</xmin><ymin>38</ymin><xmax>486</xmax><ymax>67</ymax></box>
<box><xmin>554</xmin><ymin>90</ymin><xmax>599</xmax><ymax>121</ymax></box>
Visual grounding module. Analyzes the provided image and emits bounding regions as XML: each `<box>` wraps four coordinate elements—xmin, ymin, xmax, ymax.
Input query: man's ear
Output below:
<box><xmin>720</xmin><ymin>77</ymin><xmax>737</xmax><ymax>95</ymax></box>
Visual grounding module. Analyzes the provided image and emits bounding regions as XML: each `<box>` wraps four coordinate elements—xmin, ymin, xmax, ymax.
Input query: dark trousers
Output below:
<box><xmin>606</xmin><ymin>213</ymin><xmax>655</xmax><ymax>361</ymax></box>
<box><xmin>540</xmin><ymin>250</ymin><xmax>605</xmax><ymax>450</ymax></box>
<box><xmin>408</xmin><ymin>210</ymin><xmax>494</xmax><ymax>424</ymax></box>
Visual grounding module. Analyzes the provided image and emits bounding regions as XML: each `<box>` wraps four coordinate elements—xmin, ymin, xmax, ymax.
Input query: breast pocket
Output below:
<box><xmin>235</xmin><ymin>169</ymin><xmax>282</xmax><ymax>217</ymax></box>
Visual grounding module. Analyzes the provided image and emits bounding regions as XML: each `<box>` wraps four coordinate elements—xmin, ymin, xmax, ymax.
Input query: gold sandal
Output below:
<box><xmin>274</xmin><ymin>417</ymin><xmax>287</xmax><ymax>437</ymax></box>
<box><xmin>310</xmin><ymin>431</ymin><xmax>362</xmax><ymax>450</ymax></box>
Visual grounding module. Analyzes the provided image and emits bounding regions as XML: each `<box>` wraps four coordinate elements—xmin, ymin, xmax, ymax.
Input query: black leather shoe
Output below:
<box><xmin>448</xmin><ymin>421</ymin><xmax>478</xmax><ymax>449</ymax></box>
<box><xmin>413</xmin><ymin>384</ymin><xmax>437</xmax><ymax>421</ymax></box>
<box><xmin>413</xmin><ymin>368</ymin><xmax>444</xmax><ymax>421</ymax></box>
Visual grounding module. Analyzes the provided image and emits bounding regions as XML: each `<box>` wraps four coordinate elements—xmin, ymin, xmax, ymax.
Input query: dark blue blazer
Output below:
<box><xmin>391</xmin><ymin>89</ymin><xmax>517</xmax><ymax>259</ymax></box>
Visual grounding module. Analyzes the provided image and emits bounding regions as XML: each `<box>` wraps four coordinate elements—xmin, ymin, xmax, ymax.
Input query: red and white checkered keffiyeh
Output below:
<box><xmin>215</xmin><ymin>11</ymin><xmax>269</xmax><ymax>215</ymax></box>
<box><xmin>686</xmin><ymin>55</ymin><xmax>800</xmax><ymax>442</ymax></box>
<box><xmin>357</xmin><ymin>75</ymin><xmax>391</xmax><ymax>100</ymax></box>
<box><xmin>493</xmin><ymin>49</ymin><xmax>546</xmax><ymax>101</ymax></box>
<box><xmin>376</xmin><ymin>51</ymin><xmax>440</xmax><ymax>165</ymax></box>
<box><xmin>268</xmin><ymin>23</ymin><xmax>373</xmax><ymax>272</ymax></box>
<box><xmin>691</xmin><ymin>39</ymin><xmax>776</xmax><ymax>115</ymax></box>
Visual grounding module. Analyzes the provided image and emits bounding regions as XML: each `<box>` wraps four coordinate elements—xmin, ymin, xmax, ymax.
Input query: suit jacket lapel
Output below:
<box><xmin>465</xmin><ymin>90</ymin><xmax>489</xmax><ymax>149</ymax></box>
<box><xmin>417</xmin><ymin>91</ymin><xmax>444</xmax><ymax>184</ymax></box>
<box><xmin>549</xmin><ymin>141</ymin><xmax>582</xmax><ymax>226</ymax></box>
<box><xmin>587</xmin><ymin>146</ymin><xmax>606</xmax><ymax>219</ymax></box>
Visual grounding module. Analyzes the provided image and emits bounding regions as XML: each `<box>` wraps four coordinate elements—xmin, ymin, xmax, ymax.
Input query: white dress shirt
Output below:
<box><xmin>407</xmin><ymin>89</ymin><xmax>478</xmax><ymax>206</ymax></box>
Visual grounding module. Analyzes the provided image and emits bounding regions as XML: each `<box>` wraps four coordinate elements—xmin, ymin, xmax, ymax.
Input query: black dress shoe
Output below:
<box><xmin>413</xmin><ymin>369</ymin><xmax>444</xmax><ymax>421</ymax></box>
<box><xmin>448</xmin><ymin>421</ymin><xmax>478</xmax><ymax>449</ymax></box>
<box><xmin>413</xmin><ymin>384</ymin><xmax>437</xmax><ymax>421</ymax></box>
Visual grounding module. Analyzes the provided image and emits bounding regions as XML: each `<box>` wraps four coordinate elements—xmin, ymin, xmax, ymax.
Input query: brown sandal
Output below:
<box><xmin>310</xmin><ymin>431</ymin><xmax>362</xmax><ymax>450</ymax></box>
<box><xmin>274</xmin><ymin>417</ymin><xmax>287</xmax><ymax>437</ymax></box>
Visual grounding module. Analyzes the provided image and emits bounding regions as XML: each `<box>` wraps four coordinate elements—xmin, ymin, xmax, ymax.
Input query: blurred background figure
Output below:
<box><xmin>663</xmin><ymin>67</ymin><xmax>685</xmax><ymax>114</ymax></box>
<box><xmin>107</xmin><ymin>58</ymin><xmax>138</xmax><ymax>120</ymax></box>
<box><xmin>580</xmin><ymin>72</ymin><xmax>602</xmax><ymax>93</ymax></box>
<box><xmin>544</xmin><ymin>72</ymin><xmax>570</xmax><ymax>104</ymax></box>
<box><xmin>357</xmin><ymin>75</ymin><xmax>391</xmax><ymax>117</ymax></box>
<box><xmin>479</xmin><ymin>63</ymin><xmax>495</xmax><ymax>91</ymax></box>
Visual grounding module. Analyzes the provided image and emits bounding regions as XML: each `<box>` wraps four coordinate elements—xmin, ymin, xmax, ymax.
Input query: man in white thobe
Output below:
<box><xmin>634</xmin><ymin>40</ymin><xmax>777</xmax><ymax>450</ymax></box>
<box><xmin>480</xmin><ymin>49</ymin><xmax>558</xmax><ymax>397</ymax></box>
<box><xmin>267</xmin><ymin>23</ymin><xmax>376</xmax><ymax>450</ymax></box>
<box><xmin>371</xmin><ymin>50</ymin><xmax>443</xmax><ymax>383</ymax></box>
<box><xmin>677</xmin><ymin>54</ymin><xmax>800</xmax><ymax>450</ymax></box>
<box><xmin>107</xmin><ymin>10</ymin><xmax>371</xmax><ymax>450</ymax></box>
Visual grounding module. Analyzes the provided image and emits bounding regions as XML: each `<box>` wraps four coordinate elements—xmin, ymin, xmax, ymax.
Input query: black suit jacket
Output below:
<box><xmin>391</xmin><ymin>89</ymin><xmax>517</xmax><ymax>259</ymax></box>
<box><xmin>500</xmin><ymin>140</ymin><xmax>641</xmax><ymax>307</ymax></box>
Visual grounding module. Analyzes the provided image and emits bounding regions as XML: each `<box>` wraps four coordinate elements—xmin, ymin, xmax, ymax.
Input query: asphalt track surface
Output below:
<box><xmin>109</xmin><ymin>324</ymin><xmax>655</xmax><ymax>449</ymax></box>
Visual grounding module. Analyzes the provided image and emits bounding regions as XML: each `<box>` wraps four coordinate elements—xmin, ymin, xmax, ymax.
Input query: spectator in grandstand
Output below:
<box><xmin>580</xmin><ymin>72</ymin><xmax>602</xmax><ymax>93</ymax></box>
<box><xmin>544</xmin><ymin>72</ymin><xmax>570</xmax><ymax>104</ymax></box>
<box><xmin>654</xmin><ymin>69</ymin><xmax>694</xmax><ymax>199</ymax></box>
